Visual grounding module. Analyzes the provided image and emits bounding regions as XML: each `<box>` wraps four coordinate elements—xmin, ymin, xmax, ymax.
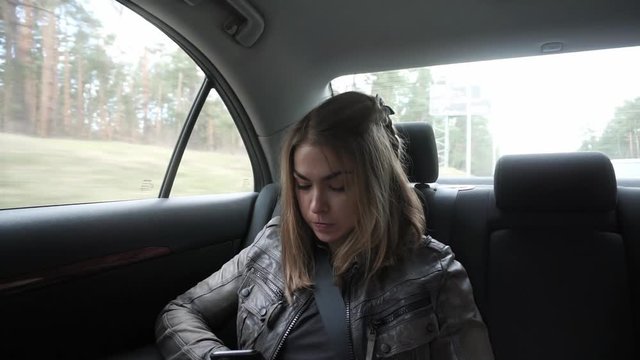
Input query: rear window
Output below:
<box><xmin>331</xmin><ymin>46</ymin><xmax>640</xmax><ymax>180</ymax></box>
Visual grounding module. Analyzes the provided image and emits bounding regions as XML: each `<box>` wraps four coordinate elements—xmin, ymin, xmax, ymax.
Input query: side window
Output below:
<box><xmin>172</xmin><ymin>90</ymin><xmax>253</xmax><ymax>196</ymax></box>
<box><xmin>0</xmin><ymin>0</ymin><xmax>252</xmax><ymax>209</ymax></box>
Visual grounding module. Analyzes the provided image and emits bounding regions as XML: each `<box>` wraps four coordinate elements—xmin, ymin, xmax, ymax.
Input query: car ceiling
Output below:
<box><xmin>127</xmin><ymin>0</ymin><xmax>640</xmax><ymax>175</ymax></box>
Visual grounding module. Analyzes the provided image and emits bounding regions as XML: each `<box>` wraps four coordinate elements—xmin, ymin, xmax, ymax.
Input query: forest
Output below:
<box><xmin>581</xmin><ymin>97</ymin><xmax>640</xmax><ymax>158</ymax></box>
<box><xmin>0</xmin><ymin>0</ymin><xmax>241</xmax><ymax>152</ymax></box>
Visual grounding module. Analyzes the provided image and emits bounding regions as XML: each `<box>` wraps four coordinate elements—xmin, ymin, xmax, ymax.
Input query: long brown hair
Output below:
<box><xmin>280</xmin><ymin>91</ymin><xmax>425</xmax><ymax>300</ymax></box>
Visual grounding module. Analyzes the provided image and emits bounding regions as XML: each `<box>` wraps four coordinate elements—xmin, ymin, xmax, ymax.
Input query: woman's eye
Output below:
<box><xmin>329</xmin><ymin>185</ymin><xmax>345</xmax><ymax>192</ymax></box>
<box><xmin>295</xmin><ymin>183</ymin><xmax>311</xmax><ymax>190</ymax></box>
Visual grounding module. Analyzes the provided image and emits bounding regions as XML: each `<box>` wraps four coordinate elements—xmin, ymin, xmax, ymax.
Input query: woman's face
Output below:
<box><xmin>293</xmin><ymin>143</ymin><xmax>357</xmax><ymax>247</ymax></box>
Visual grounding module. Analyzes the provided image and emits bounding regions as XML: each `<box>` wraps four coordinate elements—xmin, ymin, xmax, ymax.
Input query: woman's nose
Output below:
<box><xmin>310</xmin><ymin>189</ymin><xmax>328</xmax><ymax>214</ymax></box>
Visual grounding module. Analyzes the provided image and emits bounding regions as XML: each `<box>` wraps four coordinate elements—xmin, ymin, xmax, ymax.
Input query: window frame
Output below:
<box><xmin>120</xmin><ymin>0</ymin><xmax>270</xmax><ymax>195</ymax></box>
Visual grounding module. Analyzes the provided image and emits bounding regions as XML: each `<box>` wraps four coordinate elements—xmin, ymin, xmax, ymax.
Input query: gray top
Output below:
<box><xmin>279</xmin><ymin>298</ymin><xmax>335</xmax><ymax>360</ymax></box>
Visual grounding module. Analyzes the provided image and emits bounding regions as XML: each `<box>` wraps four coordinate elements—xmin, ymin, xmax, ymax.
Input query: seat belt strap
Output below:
<box><xmin>434</xmin><ymin>186</ymin><xmax>459</xmax><ymax>244</ymax></box>
<box><xmin>313</xmin><ymin>245</ymin><xmax>351</xmax><ymax>359</ymax></box>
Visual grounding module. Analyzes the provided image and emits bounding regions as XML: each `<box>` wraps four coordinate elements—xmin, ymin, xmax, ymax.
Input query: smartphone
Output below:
<box><xmin>210</xmin><ymin>349</ymin><xmax>264</xmax><ymax>359</ymax></box>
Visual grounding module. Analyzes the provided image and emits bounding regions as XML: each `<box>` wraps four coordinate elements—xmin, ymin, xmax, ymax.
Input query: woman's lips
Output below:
<box><xmin>312</xmin><ymin>222</ymin><xmax>334</xmax><ymax>232</ymax></box>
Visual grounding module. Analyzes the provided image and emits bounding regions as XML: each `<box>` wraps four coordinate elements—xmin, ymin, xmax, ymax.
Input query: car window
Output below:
<box><xmin>0</xmin><ymin>0</ymin><xmax>253</xmax><ymax>209</ymax></box>
<box><xmin>171</xmin><ymin>90</ymin><xmax>253</xmax><ymax>196</ymax></box>
<box><xmin>331</xmin><ymin>46</ymin><xmax>640</xmax><ymax>180</ymax></box>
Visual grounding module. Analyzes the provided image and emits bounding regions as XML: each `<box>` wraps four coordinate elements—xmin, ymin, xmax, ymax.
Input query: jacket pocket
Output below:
<box><xmin>365</xmin><ymin>299</ymin><xmax>439</xmax><ymax>359</ymax></box>
<box><xmin>236</xmin><ymin>266</ymin><xmax>282</xmax><ymax>349</ymax></box>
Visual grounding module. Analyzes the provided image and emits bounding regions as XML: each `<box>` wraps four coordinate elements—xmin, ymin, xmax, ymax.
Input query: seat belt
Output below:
<box><xmin>433</xmin><ymin>186</ymin><xmax>459</xmax><ymax>244</ymax></box>
<box><xmin>313</xmin><ymin>245</ymin><xmax>351</xmax><ymax>359</ymax></box>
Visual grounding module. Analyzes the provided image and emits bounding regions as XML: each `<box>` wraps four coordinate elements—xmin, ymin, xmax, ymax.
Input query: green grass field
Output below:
<box><xmin>0</xmin><ymin>132</ymin><xmax>253</xmax><ymax>209</ymax></box>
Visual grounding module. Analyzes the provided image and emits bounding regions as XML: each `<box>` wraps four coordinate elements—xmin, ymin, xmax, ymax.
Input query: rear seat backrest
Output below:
<box><xmin>394</xmin><ymin>122</ymin><xmax>439</xmax><ymax>184</ymax></box>
<box><xmin>490</xmin><ymin>152</ymin><xmax>634</xmax><ymax>360</ymax></box>
<box><xmin>618</xmin><ymin>186</ymin><xmax>640</xmax><ymax>348</ymax></box>
<box><xmin>394</xmin><ymin>121</ymin><xmax>438</xmax><ymax>222</ymax></box>
<box><xmin>394</xmin><ymin>122</ymin><xmax>459</xmax><ymax>243</ymax></box>
<box><xmin>241</xmin><ymin>183</ymin><xmax>281</xmax><ymax>249</ymax></box>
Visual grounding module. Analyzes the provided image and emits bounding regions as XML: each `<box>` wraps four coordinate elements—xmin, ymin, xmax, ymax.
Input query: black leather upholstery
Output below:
<box><xmin>494</xmin><ymin>152</ymin><xmax>617</xmax><ymax>212</ymax></box>
<box><xmin>617</xmin><ymin>187</ymin><xmax>640</xmax><ymax>349</ymax></box>
<box><xmin>394</xmin><ymin>122</ymin><xmax>439</xmax><ymax>183</ymax></box>
<box><xmin>242</xmin><ymin>182</ymin><xmax>280</xmax><ymax>249</ymax></box>
<box><xmin>489</xmin><ymin>151</ymin><xmax>635</xmax><ymax>360</ymax></box>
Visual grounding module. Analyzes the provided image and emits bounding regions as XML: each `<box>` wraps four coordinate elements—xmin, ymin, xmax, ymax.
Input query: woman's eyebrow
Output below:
<box><xmin>293</xmin><ymin>170</ymin><xmax>344</xmax><ymax>181</ymax></box>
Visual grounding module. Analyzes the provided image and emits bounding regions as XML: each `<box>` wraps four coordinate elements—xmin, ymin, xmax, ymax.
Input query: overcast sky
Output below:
<box><xmin>436</xmin><ymin>47</ymin><xmax>640</xmax><ymax>154</ymax></box>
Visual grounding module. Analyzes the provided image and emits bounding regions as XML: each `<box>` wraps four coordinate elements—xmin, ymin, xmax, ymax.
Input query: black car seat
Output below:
<box><xmin>489</xmin><ymin>152</ymin><xmax>635</xmax><ymax>359</ymax></box>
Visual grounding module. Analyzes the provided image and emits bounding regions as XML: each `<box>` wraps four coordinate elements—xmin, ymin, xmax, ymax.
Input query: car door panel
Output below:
<box><xmin>0</xmin><ymin>193</ymin><xmax>257</xmax><ymax>359</ymax></box>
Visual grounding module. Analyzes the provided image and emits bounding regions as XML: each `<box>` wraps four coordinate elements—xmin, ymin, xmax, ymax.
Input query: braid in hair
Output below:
<box><xmin>375</xmin><ymin>95</ymin><xmax>401</xmax><ymax>158</ymax></box>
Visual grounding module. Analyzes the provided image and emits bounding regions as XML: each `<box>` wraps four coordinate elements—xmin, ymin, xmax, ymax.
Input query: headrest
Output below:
<box><xmin>494</xmin><ymin>152</ymin><xmax>617</xmax><ymax>212</ymax></box>
<box><xmin>394</xmin><ymin>122</ymin><xmax>439</xmax><ymax>183</ymax></box>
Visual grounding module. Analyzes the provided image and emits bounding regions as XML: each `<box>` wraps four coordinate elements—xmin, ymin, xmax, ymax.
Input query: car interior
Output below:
<box><xmin>1</xmin><ymin>0</ymin><xmax>639</xmax><ymax>359</ymax></box>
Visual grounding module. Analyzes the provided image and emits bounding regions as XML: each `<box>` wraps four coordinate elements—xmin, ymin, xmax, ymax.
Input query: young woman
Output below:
<box><xmin>156</xmin><ymin>91</ymin><xmax>493</xmax><ymax>360</ymax></box>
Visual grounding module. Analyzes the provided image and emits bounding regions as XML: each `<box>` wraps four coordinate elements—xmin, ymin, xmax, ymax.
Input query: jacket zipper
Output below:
<box><xmin>270</xmin><ymin>293</ymin><xmax>312</xmax><ymax>360</ymax></box>
<box><xmin>365</xmin><ymin>325</ymin><xmax>376</xmax><ymax>360</ymax></box>
<box><xmin>371</xmin><ymin>298</ymin><xmax>429</xmax><ymax>329</ymax></box>
<box><xmin>345</xmin><ymin>265</ymin><xmax>357</xmax><ymax>360</ymax></box>
<box><xmin>252</xmin><ymin>266</ymin><xmax>284</xmax><ymax>298</ymax></box>
<box><xmin>364</xmin><ymin>298</ymin><xmax>430</xmax><ymax>359</ymax></box>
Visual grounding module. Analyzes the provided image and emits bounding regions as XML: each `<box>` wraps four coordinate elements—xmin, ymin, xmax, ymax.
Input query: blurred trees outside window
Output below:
<box><xmin>0</xmin><ymin>0</ymin><xmax>252</xmax><ymax>209</ymax></box>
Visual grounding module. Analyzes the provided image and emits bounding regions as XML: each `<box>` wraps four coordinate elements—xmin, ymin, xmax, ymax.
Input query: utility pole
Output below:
<box><xmin>465</xmin><ymin>84</ymin><xmax>472</xmax><ymax>175</ymax></box>
<box><xmin>444</xmin><ymin>116</ymin><xmax>450</xmax><ymax>168</ymax></box>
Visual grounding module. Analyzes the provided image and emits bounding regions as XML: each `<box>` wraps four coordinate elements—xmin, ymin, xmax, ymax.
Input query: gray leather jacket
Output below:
<box><xmin>156</xmin><ymin>218</ymin><xmax>494</xmax><ymax>360</ymax></box>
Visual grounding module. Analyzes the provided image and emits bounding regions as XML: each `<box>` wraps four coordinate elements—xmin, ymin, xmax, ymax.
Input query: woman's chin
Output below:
<box><xmin>313</xmin><ymin>230</ymin><xmax>349</xmax><ymax>246</ymax></box>
<box><xmin>314</xmin><ymin>233</ymin><xmax>338</xmax><ymax>244</ymax></box>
